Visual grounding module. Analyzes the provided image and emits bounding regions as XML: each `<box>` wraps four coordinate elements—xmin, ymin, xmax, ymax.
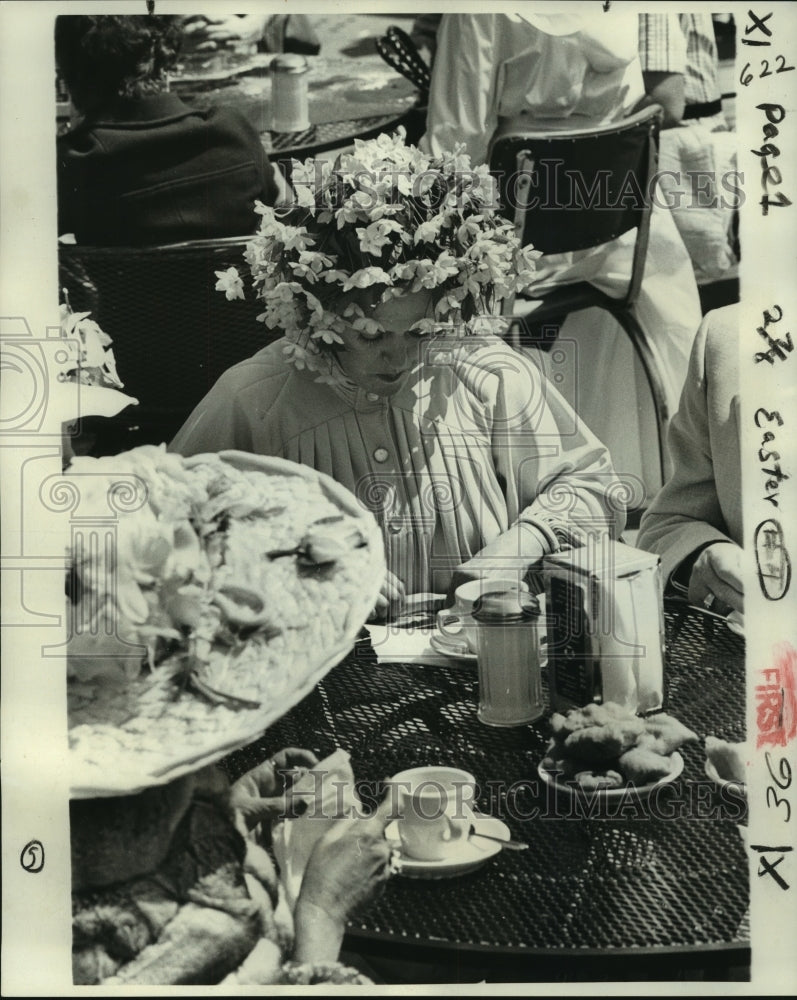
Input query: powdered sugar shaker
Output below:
<box><xmin>472</xmin><ymin>590</ymin><xmax>545</xmax><ymax>727</ymax></box>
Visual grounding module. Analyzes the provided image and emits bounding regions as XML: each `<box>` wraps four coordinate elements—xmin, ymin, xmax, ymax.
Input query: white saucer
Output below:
<box><xmin>385</xmin><ymin>815</ymin><xmax>511</xmax><ymax>878</ymax></box>
<box><xmin>537</xmin><ymin>752</ymin><xmax>684</xmax><ymax>800</ymax></box>
<box><xmin>429</xmin><ymin>631</ymin><xmax>477</xmax><ymax>662</ymax></box>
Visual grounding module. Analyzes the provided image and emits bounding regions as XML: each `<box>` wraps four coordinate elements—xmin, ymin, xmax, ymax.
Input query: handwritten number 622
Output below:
<box><xmin>741</xmin><ymin>56</ymin><xmax>796</xmax><ymax>86</ymax></box>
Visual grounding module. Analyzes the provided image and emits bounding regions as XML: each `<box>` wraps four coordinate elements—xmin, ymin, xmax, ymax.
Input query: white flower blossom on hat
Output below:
<box><xmin>215</xmin><ymin>127</ymin><xmax>540</xmax><ymax>386</ymax></box>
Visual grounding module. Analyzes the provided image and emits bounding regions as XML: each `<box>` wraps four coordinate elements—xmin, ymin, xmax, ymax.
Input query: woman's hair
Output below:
<box><xmin>55</xmin><ymin>15</ymin><xmax>183</xmax><ymax>114</ymax></box>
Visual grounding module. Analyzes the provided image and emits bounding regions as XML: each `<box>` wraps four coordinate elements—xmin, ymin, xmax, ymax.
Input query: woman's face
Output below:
<box><xmin>335</xmin><ymin>290</ymin><xmax>433</xmax><ymax>396</ymax></box>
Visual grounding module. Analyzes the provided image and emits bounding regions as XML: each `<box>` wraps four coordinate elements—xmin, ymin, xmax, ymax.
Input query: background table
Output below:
<box><xmin>225</xmin><ymin>598</ymin><xmax>749</xmax><ymax>983</ymax></box>
<box><xmin>57</xmin><ymin>15</ymin><xmax>428</xmax><ymax>160</ymax></box>
<box><xmin>169</xmin><ymin>47</ymin><xmax>425</xmax><ymax>166</ymax></box>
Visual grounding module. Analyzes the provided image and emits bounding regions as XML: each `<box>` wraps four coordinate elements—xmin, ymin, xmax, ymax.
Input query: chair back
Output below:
<box><xmin>376</xmin><ymin>25</ymin><xmax>432</xmax><ymax>100</ymax></box>
<box><xmin>488</xmin><ymin>105</ymin><xmax>663</xmax><ymax>258</ymax></box>
<box><xmin>58</xmin><ymin>237</ymin><xmax>273</xmax><ymax>454</ymax></box>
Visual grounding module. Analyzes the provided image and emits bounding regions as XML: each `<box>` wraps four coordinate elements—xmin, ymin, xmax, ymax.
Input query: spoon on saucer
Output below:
<box><xmin>468</xmin><ymin>825</ymin><xmax>529</xmax><ymax>851</ymax></box>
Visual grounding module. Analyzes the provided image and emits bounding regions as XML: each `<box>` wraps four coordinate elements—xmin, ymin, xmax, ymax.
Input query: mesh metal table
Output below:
<box><xmin>262</xmin><ymin>111</ymin><xmax>416</xmax><ymax>161</ymax></box>
<box><xmin>226</xmin><ymin>598</ymin><xmax>749</xmax><ymax>979</ymax></box>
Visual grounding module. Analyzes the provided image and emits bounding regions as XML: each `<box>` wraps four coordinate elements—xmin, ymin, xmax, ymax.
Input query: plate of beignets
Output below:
<box><xmin>538</xmin><ymin>701</ymin><xmax>696</xmax><ymax>798</ymax></box>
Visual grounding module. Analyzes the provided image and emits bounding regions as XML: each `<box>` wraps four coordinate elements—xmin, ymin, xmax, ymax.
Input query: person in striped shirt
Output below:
<box><xmin>637</xmin><ymin>13</ymin><xmax>728</xmax><ymax>128</ymax></box>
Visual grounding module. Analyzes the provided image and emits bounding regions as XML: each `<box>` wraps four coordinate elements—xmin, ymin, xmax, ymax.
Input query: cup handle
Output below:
<box><xmin>437</xmin><ymin>611</ymin><xmax>473</xmax><ymax>639</ymax></box>
<box><xmin>438</xmin><ymin>611</ymin><xmax>463</xmax><ymax>632</ymax></box>
<box><xmin>445</xmin><ymin>814</ymin><xmax>470</xmax><ymax>843</ymax></box>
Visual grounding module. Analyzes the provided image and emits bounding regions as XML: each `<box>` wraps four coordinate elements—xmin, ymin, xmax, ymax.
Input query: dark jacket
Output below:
<box><xmin>57</xmin><ymin>93</ymin><xmax>278</xmax><ymax>245</ymax></box>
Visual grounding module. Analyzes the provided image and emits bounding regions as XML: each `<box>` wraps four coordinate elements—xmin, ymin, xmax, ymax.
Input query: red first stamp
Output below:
<box><xmin>756</xmin><ymin>642</ymin><xmax>797</xmax><ymax>748</ymax></box>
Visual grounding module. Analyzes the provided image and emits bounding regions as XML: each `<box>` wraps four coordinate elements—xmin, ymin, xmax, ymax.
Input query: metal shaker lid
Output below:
<box><xmin>472</xmin><ymin>590</ymin><xmax>540</xmax><ymax>623</ymax></box>
<box><xmin>271</xmin><ymin>54</ymin><xmax>309</xmax><ymax>74</ymax></box>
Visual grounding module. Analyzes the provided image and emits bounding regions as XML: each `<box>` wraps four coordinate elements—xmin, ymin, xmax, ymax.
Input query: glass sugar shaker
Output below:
<box><xmin>472</xmin><ymin>590</ymin><xmax>545</xmax><ymax>727</ymax></box>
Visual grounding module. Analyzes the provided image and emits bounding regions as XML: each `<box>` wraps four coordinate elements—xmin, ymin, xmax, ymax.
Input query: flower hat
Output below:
<box><xmin>216</xmin><ymin>127</ymin><xmax>540</xmax><ymax>385</ymax></box>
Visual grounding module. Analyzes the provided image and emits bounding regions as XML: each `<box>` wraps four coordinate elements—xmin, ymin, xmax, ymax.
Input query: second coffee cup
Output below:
<box><xmin>436</xmin><ymin>577</ymin><xmax>530</xmax><ymax>653</ymax></box>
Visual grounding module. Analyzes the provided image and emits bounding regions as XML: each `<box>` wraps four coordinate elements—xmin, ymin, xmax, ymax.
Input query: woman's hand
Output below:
<box><xmin>180</xmin><ymin>14</ymin><xmax>270</xmax><ymax>52</ymax></box>
<box><xmin>688</xmin><ymin>541</ymin><xmax>744</xmax><ymax>616</ymax></box>
<box><xmin>293</xmin><ymin>808</ymin><xmax>393</xmax><ymax>963</ymax></box>
<box><xmin>229</xmin><ymin>747</ymin><xmax>318</xmax><ymax>829</ymax></box>
<box><xmin>300</xmin><ymin>811</ymin><xmax>393</xmax><ymax>921</ymax></box>
<box><xmin>369</xmin><ymin>570</ymin><xmax>406</xmax><ymax>622</ymax></box>
<box><xmin>447</xmin><ymin>523</ymin><xmax>546</xmax><ymax>603</ymax></box>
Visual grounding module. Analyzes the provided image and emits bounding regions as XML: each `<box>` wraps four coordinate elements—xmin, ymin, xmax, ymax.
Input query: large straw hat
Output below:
<box><xmin>65</xmin><ymin>446</ymin><xmax>384</xmax><ymax>798</ymax></box>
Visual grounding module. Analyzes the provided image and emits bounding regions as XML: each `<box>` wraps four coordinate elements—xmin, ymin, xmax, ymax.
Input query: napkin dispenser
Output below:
<box><xmin>543</xmin><ymin>540</ymin><xmax>665</xmax><ymax>714</ymax></box>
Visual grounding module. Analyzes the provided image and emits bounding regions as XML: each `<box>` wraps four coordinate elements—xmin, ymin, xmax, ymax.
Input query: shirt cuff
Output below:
<box><xmin>669</xmin><ymin>538</ymin><xmax>733</xmax><ymax>594</ymax></box>
<box><xmin>515</xmin><ymin>512</ymin><xmax>585</xmax><ymax>554</ymax></box>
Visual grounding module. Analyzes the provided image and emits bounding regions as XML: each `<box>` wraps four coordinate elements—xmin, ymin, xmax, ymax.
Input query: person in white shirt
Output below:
<box><xmin>421</xmin><ymin>11</ymin><xmax>703</xmax><ymax>504</ymax></box>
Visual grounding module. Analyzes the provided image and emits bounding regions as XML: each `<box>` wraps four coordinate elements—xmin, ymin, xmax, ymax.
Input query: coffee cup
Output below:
<box><xmin>385</xmin><ymin>766</ymin><xmax>476</xmax><ymax>861</ymax></box>
<box><xmin>436</xmin><ymin>577</ymin><xmax>529</xmax><ymax>653</ymax></box>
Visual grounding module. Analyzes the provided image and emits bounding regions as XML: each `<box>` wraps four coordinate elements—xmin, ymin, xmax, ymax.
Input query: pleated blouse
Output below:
<box><xmin>170</xmin><ymin>334</ymin><xmax>625</xmax><ymax>594</ymax></box>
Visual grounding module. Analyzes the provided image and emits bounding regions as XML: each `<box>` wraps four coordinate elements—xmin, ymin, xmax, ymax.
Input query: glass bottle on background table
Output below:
<box><xmin>270</xmin><ymin>53</ymin><xmax>310</xmax><ymax>132</ymax></box>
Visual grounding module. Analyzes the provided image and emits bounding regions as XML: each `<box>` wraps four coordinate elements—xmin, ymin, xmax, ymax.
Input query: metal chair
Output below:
<box><xmin>58</xmin><ymin>237</ymin><xmax>273</xmax><ymax>456</ymax></box>
<box><xmin>488</xmin><ymin>105</ymin><xmax>670</xmax><ymax>488</ymax></box>
<box><xmin>375</xmin><ymin>24</ymin><xmax>430</xmax><ymax>145</ymax></box>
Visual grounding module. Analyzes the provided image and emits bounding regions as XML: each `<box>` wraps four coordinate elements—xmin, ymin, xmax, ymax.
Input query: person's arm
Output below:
<box><xmin>507</xmin><ymin>351</ymin><xmax>626</xmax><ymax>543</ymax></box>
<box><xmin>292</xmin><ymin>811</ymin><xmax>392</xmax><ymax>964</ymax></box>
<box><xmin>679</xmin><ymin>540</ymin><xmax>744</xmax><ymax>614</ymax></box>
<box><xmin>636</xmin><ymin>13</ymin><xmax>687</xmax><ymax>127</ymax></box>
<box><xmin>420</xmin><ymin>14</ymin><xmax>501</xmax><ymax>165</ymax></box>
<box><xmin>637</xmin><ymin>71</ymin><xmax>685</xmax><ymax>127</ymax></box>
<box><xmin>636</xmin><ymin>316</ymin><xmax>734</xmax><ymax>586</ymax></box>
<box><xmin>450</xmin><ymin>346</ymin><xmax>626</xmax><ymax>593</ymax></box>
<box><xmin>169</xmin><ymin>385</ymin><xmax>253</xmax><ymax>455</ymax></box>
<box><xmin>180</xmin><ymin>13</ymin><xmax>271</xmax><ymax>52</ymax></box>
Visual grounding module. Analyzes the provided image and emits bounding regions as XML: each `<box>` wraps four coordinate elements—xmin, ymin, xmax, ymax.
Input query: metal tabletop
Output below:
<box><xmin>226</xmin><ymin>598</ymin><xmax>748</xmax><ymax>973</ymax></box>
<box><xmin>261</xmin><ymin>110</ymin><xmax>418</xmax><ymax>164</ymax></box>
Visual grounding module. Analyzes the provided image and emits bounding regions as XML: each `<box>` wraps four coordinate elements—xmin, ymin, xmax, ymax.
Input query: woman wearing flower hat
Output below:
<box><xmin>171</xmin><ymin>130</ymin><xmax>627</xmax><ymax>611</ymax></box>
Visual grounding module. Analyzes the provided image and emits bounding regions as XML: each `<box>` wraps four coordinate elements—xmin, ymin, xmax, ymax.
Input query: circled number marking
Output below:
<box><xmin>20</xmin><ymin>839</ymin><xmax>44</xmax><ymax>873</ymax></box>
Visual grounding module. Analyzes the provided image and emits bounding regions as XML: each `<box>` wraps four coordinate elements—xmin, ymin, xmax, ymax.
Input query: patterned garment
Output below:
<box><xmin>638</xmin><ymin>13</ymin><xmax>721</xmax><ymax>106</ymax></box>
<box><xmin>72</xmin><ymin>791</ymin><xmax>371</xmax><ymax>986</ymax></box>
